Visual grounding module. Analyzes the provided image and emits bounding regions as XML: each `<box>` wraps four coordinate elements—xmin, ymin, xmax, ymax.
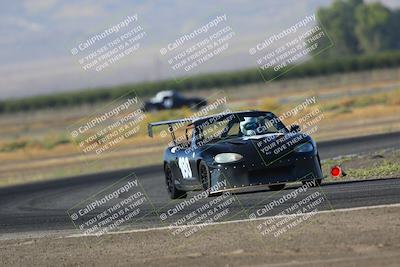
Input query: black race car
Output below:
<box><xmin>144</xmin><ymin>90</ymin><xmax>207</xmax><ymax>111</ymax></box>
<box><xmin>148</xmin><ymin>110</ymin><xmax>323</xmax><ymax>199</ymax></box>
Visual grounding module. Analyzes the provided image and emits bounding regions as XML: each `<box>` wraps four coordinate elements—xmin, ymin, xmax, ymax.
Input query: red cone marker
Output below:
<box><xmin>331</xmin><ymin>165</ymin><xmax>342</xmax><ymax>178</ymax></box>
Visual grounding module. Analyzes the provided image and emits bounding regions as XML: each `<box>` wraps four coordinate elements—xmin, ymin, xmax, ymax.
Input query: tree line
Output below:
<box><xmin>317</xmin><ymin>0</ymin><xmax>399</xmax><ymax>57</ymax></box>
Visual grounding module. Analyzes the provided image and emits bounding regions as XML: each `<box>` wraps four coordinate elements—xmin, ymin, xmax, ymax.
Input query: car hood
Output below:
<box><xmin>203</xmin><ymin>132</ymin><xmax>313</xmax><ymax>162</ymax></box>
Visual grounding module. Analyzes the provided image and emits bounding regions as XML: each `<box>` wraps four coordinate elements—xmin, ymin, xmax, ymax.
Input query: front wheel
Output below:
<box><xmin>199</xmin><ymin>162</ymin><xmax>222</xmax><ymax>197</ymax></box>
<box><xmin>199</xmin><ymin>161</ymin><xmax>210</xmax><ymax>191</ymax></box>
<box><xmin>165</xmin><ymin>164</ymin><xmax>187</xmax><ymax>199</ymax></box>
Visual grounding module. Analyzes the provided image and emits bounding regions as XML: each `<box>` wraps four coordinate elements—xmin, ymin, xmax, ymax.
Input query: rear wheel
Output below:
<box><xmin>268</xmin><ymin>184</ymin><xmax>285</xmax><ymax>191</ymax></box>
<box><xmin>144</xmin><ymin>103</ymin><xmax>158</xmax><ymax>112</ymax></box>
<box><xmin>189</xmin><ymin>102</ymin><xmax>198</xmax><ymax>111</ymax></box>
<box><xmin>165</xmin><ymin>164</ymin><xmax>187</xmax><ymax>199</ymax></box>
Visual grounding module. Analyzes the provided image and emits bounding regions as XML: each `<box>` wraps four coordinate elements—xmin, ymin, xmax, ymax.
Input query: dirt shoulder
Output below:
<box><xmin>1</xmin><ymin>205</ymin><xmax>400</xmax><ymax>267</ymax></box>
<box><xmin>322</xmin><ymin>148</ymin><xmax>400</xmax><ymax>182</ymax></box>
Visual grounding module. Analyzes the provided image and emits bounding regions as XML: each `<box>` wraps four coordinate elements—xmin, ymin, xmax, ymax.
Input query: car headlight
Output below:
<box><xmin>214</xmin><ymin>153</ymin><xmax>243</xmax><ymax>163</ymax></box>
<box><xmin>294</xmin><ymin>142</ymin><xmax>314</xmax><ymax>153</ymax></box>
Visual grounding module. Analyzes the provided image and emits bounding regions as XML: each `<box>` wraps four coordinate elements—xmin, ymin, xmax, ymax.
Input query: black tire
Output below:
<box><xmin>189</xmin><ymin>104</ymin><xmax>198</xmax><ymax>111</ymax></box>
<box><xmin>144</xmin><ymin>103</ymin><xmax>157</xmax><ymax>112</ymax></box>
<box><xmin>199</xmin><ymin>161</ymin><xmax>210</xmax><ymax>191</ymax></box>
<box><xmin>199</xmin><ymin>162</ymin><xmax>222</xmax><ymax>197</ymax></box>
<box><xmin>317</xmin><ymin>153</ymin><xmax>322</xmax><ymax>169</ymax></box>
<box><xmin>302</xmin><ymin>179</ymin><xmax>322</xmax><ymax>187</ymax></box>
<box><xmin>301</xmin><ymin>153</ymin><xmax>323</xmax><ymax>187</ymax></box>
<box><xmin>268</xmin><ymin>184</ymin><xmax>285</xmax><ymax>191</ymax></box>
<box><xmin>165</xmin><ymin>164</ymin><xmax>187</xmax><ymax>199</ymax></box>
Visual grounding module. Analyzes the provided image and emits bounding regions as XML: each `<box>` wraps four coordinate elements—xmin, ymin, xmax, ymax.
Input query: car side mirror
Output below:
<box><xmin>290</xmin><ymin>124</ymin><xmax>300</xmax><ymax>132</ymax></box>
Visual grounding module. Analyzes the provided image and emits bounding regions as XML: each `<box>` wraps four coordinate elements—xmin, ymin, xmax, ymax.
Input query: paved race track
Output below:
<box><xmin>0</xmin><ymin>132</ymin><xmax>399</xmax><ymax>234</ymax></box>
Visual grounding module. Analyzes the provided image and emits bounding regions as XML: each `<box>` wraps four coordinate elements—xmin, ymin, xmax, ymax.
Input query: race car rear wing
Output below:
<box><xmin>148</xmin><ymin>118</ymin><xmax>192</xmax><ymax>144</ymax></box>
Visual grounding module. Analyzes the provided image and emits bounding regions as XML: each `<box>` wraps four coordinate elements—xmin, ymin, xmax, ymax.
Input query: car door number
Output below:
<box><xmin>178</xmin><ymin>157</ymin><xmax>192</xmax><ymax>179</ymax></box>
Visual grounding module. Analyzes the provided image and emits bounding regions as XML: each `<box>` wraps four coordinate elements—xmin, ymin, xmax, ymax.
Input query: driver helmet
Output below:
<box><xmin>240</xmin><ymin>116</ymin><xmax>267</xmax><ymax>136</ymax></box>
<box><xmin>240</xmin><ymin>117</ymin><xmax>258</xmax><ymax>136</ymax></box>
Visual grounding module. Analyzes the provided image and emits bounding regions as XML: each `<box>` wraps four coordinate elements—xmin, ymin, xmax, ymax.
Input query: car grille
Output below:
<box><xmin>248</xmin><ymin>165</ymin><xmax>295</xmax><ymax>182</ymax></box>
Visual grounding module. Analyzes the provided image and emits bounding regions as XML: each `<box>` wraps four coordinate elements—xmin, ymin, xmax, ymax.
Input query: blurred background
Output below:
<box><xmin>0</xmin><ymin>0</ymin><xmax>399</xmax><ymax>186</ymax></box>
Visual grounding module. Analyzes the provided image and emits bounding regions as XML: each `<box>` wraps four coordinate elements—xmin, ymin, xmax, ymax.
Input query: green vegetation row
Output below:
<box><xmin>1</xmin><ymin>51</ymin><xmax>400</xmax><ymax>113</ymax></box>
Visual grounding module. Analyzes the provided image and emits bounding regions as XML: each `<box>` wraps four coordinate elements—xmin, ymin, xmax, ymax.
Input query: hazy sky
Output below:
<box><xmin>0</xmin><ymin>0</ymin><xmax>398</xmax><ymax>99</ymax></box>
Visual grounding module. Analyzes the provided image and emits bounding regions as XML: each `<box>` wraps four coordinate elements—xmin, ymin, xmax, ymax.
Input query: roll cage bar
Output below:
<box><xmin>147</xmin><ymin>111</ymin><xmax>283</xmax><ymax>145</ymax></box>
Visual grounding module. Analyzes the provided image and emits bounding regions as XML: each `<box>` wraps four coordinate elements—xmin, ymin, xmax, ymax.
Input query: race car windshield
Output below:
<box><xmin>195</xmin><ymin>113</ymin><xmax>287</xmax><ymax>145</ymax></box>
